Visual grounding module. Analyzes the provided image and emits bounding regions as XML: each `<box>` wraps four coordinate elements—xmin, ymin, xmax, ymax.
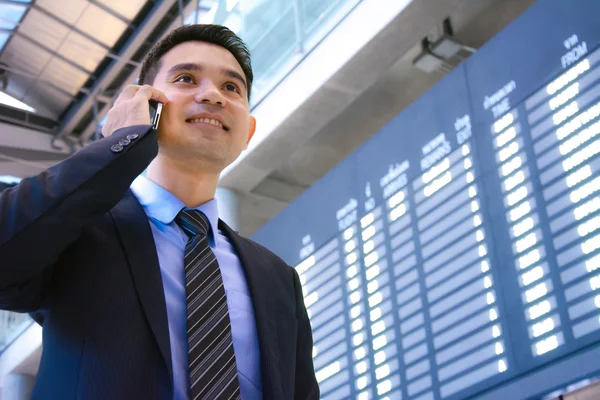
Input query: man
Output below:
<box><xmin>0</xmin><ymin>24</ymin><xmax>318</xmax><ymax>399</ymax></box>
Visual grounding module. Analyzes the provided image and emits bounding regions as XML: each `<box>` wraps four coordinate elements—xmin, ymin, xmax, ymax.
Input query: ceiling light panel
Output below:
<box><xmin>35</xmin><ymin>0</ymin><xmax>88</xmax><ymax>25</ymax></box>
<box><xmin>75</xmin><ymin>3</ymin><xmax>129</xmax><ymax>48</ymax></box>
<box><xmin>58</xmin><ymin>31</ymin><xmax>108</xmax><ymax>71</ymax></box>
<box><xmin>18</xmin><ymin>9</ymin><xmax>71</xmax><ymax>51</ymax></box>
<box><xmin>39</xmin><ymin>58</ymin><xmax>89</xmax><ymax>96</ymax></box>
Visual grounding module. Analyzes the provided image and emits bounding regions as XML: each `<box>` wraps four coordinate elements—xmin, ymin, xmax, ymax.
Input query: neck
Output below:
<box><xmin>146</xmin><ymin>154</ymin><xmax>220</xmax><ymax>208</ymax></box>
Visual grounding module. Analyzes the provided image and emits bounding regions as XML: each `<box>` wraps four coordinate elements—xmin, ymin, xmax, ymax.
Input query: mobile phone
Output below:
<box><xmin>149</xmin><ymin>101</ymin><xmax>163</xmax><ymax>129</ymax></box>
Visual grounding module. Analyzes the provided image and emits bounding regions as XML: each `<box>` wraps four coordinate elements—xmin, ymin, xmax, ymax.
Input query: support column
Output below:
<box><xmin>215</xmin><ymin>187</ymin><xmax>243</xmax><ymax>233</ymax></box>
<box><xmin>215</xmin><ymin>188</ymin><xmax>289</xmax><ymax>238</ymax></box>
<box><xmin>2</xmin><ymin>374</ymin><xmax>34</xmax><ymax>400</ymax></box>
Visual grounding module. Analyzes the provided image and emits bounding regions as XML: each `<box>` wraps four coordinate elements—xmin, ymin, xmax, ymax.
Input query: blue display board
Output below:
<box><xmin>252</xmin><ymin>0</ymin><xmax>600</xmax><ymax>398</ymax></box>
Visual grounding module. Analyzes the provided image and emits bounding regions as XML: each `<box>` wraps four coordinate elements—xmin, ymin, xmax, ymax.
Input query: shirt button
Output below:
<box><xmin>111</xmin><ymin>144</ymin><xmax>123</xmax><ymax>153</ymax></box>
<box><xmin>119</xmin><ymin>138</ymin><xmax>131</xmax><ymax>146</ymax></box>
<box><xmin>126</xmin><ymin>133</ymin><xmax>139</xmax><ymax>140</ymax></box>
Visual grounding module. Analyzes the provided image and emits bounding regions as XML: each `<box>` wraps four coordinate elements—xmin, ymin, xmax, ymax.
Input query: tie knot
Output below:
<box><xmin>175</xmin><ymin>209</ymin><xmax>210</xmax><ymax>238</ymax></box>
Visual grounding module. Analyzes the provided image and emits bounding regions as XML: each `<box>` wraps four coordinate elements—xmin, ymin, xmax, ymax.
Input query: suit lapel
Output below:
<box><xmin>219</xmin><ymin>221</ymin><xmax>285</xmax><ymax>400</ymax></box>
<box><xmin>110</xmin><ymin>191</ymin><xmax>173</xmax><ymax>386</ymax></box>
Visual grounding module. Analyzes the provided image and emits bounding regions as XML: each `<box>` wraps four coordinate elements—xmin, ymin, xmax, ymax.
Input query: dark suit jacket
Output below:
<box><xmin>0</xmin><ymin>125</ymin><xmax>319</xmax><ymax>399</ymax></box>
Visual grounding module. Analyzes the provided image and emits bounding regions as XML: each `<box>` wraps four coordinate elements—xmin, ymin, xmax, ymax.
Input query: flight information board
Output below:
<box><xmin>251</xmin><ymin>0</ymin><xmax>600</xmax><ymax>399</ymax></box>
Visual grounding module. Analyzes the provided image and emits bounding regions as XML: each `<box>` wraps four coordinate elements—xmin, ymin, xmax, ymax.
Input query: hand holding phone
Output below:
<box><xmin>101</xmin><ymin>84</ymin><xmax>168</xmax><ymax>138</ymax></box>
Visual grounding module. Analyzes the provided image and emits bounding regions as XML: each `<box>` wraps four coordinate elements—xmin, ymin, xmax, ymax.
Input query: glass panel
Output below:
<box><xmin>0</xmin><ymin>311</ymin><xmax>33</xmax><ymax>354</ymax></box>
<box><xmin>241</xmin><ymin>0</ymin><xmax>298</xmax><ymax>104</ymax></box>
<box><xmin>184</xmin><ymin>0</ymin><xmax>362</xmax><ymax>107</ymax></box>
<box><xmin>301</xmin><ymin>0</ymin><xmax>360</xmax><ymax>46</ymax></box>
<box><xmin>0</xmin><ymin>4</ymin><xmax>27</xmax><ymax>30</ymax></box>
<box><xmin>0</xmin><ymin>16</ymin><xmax>18</xmax><ymax>30</ymax></box>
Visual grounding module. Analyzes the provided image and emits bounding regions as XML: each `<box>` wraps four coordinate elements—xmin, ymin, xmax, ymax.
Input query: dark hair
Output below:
<box><xmin>138</xmin><ymin>24</ymin><xmax>253</xmax><ymax>100</ymax></box>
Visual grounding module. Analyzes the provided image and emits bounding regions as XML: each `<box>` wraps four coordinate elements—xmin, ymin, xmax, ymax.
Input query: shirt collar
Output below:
<box><xmin>130</xmin><ymin>175</ymin><xmax>220</xmax><ymax>241</ymax></box>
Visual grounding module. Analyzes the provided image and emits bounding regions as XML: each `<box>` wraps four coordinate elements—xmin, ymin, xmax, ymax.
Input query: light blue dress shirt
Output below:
<box><xmin>131</xmin><ymin>176</ymin><xmax>262</xmax><ymax>400</ymax></box>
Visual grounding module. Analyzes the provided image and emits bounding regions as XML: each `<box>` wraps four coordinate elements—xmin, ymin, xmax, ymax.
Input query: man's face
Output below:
<box><xmin>151</xmin><ymin>41</ymin><xmax>256</xmax><ymax>172</ymax></box>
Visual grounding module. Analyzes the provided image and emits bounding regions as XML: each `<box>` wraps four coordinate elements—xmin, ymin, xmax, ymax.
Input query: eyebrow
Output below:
<box><xmin>166</xmin><ymin>62</ymin><xmax>247</xmax><ymax>91</ymax></box>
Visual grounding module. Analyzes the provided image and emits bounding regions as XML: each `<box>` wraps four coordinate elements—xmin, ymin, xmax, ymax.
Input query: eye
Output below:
<box><xmin>224</xmin><ymin>82</ymin><xmax>240</xmax><ymax>93</ymax></box>
<box><xmin>175</xmin><ymin>74</ymin><xmax>194</xmax><ymax>84</ymax></box>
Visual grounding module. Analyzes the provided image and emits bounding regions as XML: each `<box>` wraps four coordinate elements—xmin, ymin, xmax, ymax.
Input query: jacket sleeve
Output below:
<box><xmin>292</xmin><ymin>267</ymin><xmax>320</xmax><ymax>399</ymax></box>
<box><xmin>0</xmin><ymin>125</ymin><xmax>158</xmax><ymax>312</ymax></box>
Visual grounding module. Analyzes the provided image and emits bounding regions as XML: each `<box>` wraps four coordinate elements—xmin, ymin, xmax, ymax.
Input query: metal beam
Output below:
<box><xmin>87</xmin><ymin>0</ymin><xmax>134</xmax><ymax>28</ymax></box>
<box><xmin>100</xmin><ymin>52</ymin><xmax>141</xmax><ymax>68</ymax></box>
<box><xmin>0</xmin><ymin>122</ymin><xmax>68</xmax><ymax>154</ymax></box>
<box><xmin>177</xmin><ymin>0</ymin><xmax>185</xmax><ymax>26</ymax></box>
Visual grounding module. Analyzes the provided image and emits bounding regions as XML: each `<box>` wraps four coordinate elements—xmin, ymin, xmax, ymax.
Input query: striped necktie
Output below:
<box><xmin>175</xmin><ymin>209</ymin><xmax>241</xmax><ymax>400</ymax></box>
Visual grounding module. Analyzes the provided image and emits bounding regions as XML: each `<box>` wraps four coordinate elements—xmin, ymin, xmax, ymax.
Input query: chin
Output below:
<box><xmin>193</xmin><ymin>146</ymin><xmax>230</xmax><ymax>164</ymax></box>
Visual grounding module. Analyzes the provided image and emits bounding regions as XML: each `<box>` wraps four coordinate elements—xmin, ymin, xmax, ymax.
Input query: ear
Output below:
<box><xmin>244</xmin><ymin>116</ymin><xmax>256</xmax><ymax>149</ymax></box>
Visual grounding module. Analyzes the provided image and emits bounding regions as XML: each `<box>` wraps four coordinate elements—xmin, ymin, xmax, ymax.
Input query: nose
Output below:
<box><xmin>194</xmin><ymin>79</ymin><xmax>227</xmax><ymax>107</ymax></box>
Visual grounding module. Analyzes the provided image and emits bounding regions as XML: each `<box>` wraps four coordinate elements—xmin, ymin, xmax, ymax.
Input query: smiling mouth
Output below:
<box><xmin>186</xmin><ymin>117</ymin><xmax>228</xmax><ymax>131</ymax></box>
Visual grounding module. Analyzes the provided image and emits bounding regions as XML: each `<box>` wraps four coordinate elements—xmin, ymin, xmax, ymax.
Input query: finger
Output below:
<box><xmin>134</xmin><ymin>85</ymin><xmax>169</xmax><ymax>104</ymax></box>
<box><xmin>114</xmin><ymin>85</ymin><xmax>141</xmax><ymax>104</ymax></box>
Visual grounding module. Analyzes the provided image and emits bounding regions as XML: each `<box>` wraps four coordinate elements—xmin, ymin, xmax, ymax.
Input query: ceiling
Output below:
<box><xmin>0</xmin><ymin>0</ymin><xmax>148</xmax><ymax>119</ymax></box>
